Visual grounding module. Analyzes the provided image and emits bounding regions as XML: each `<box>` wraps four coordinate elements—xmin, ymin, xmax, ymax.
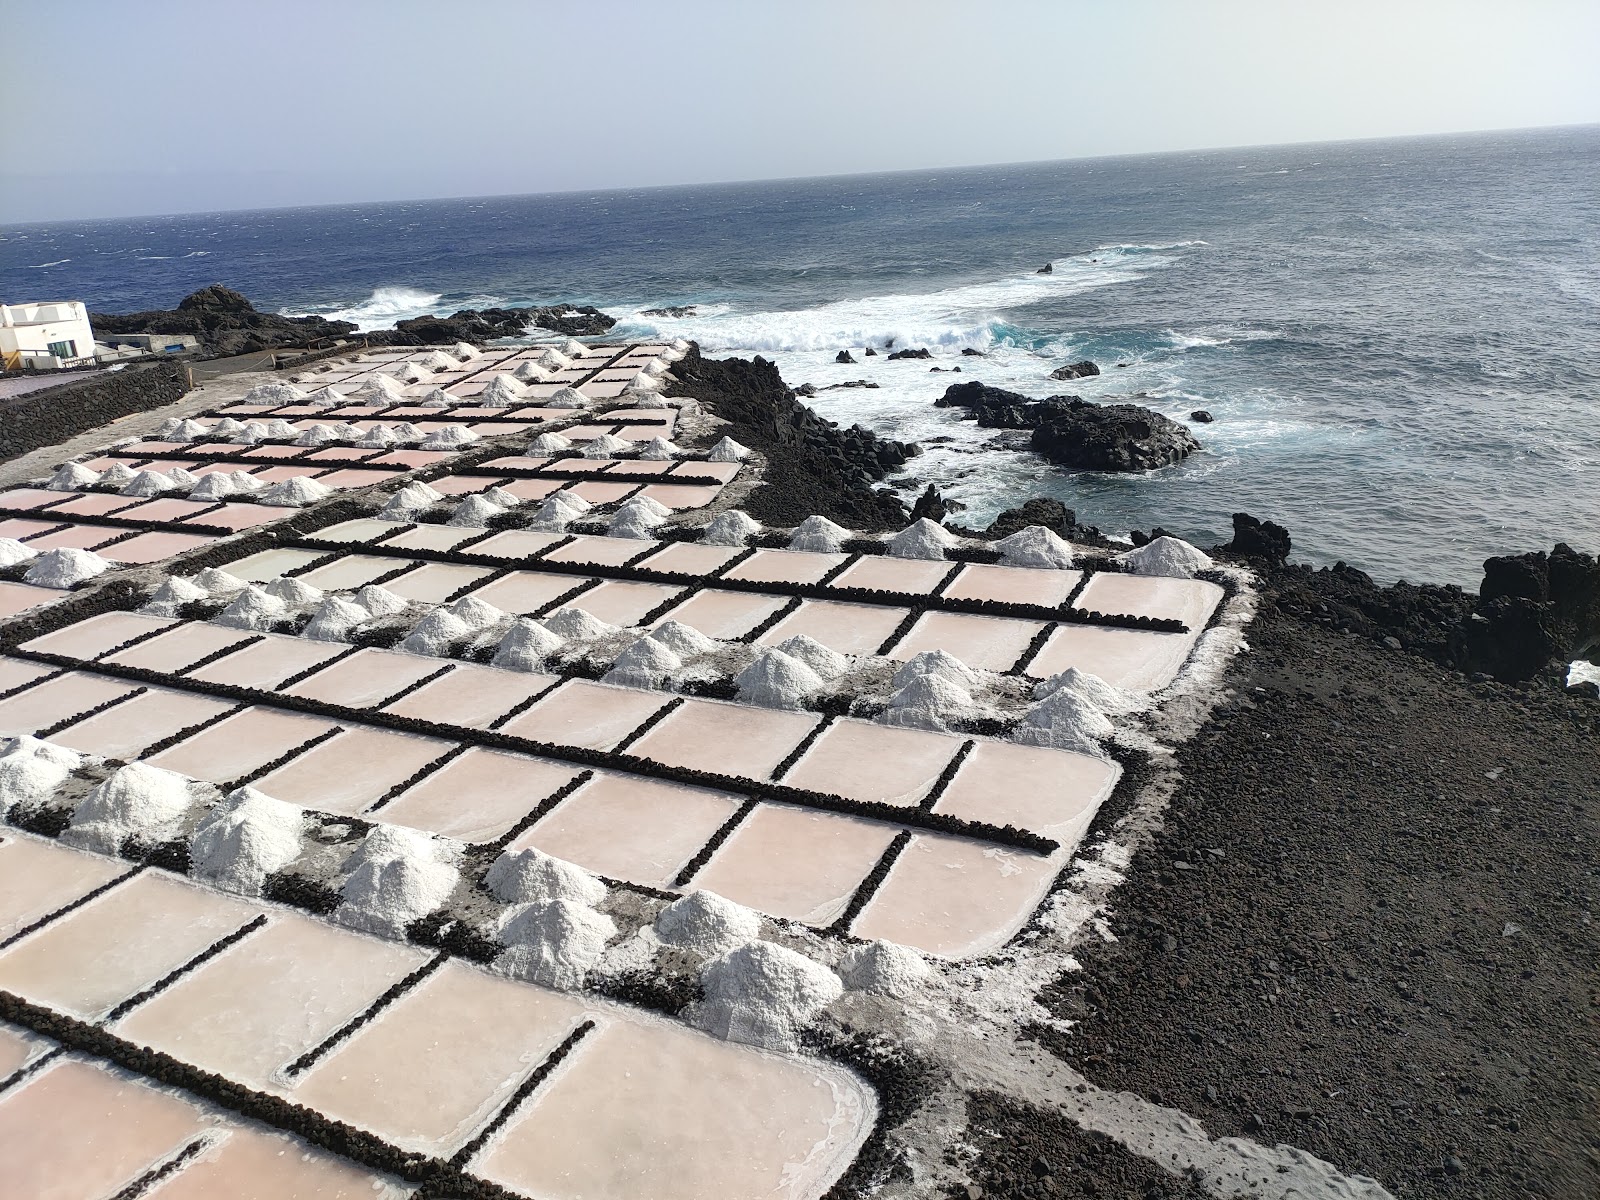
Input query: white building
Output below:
<box><xmin>0</xmin><ymin>300</ymin><xmax>97</xmax><ymax>370</ymax></box>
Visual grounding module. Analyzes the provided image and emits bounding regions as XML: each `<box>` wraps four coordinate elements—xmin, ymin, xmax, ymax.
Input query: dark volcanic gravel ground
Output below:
<box><xmin>1036</xmin><ymin>595</ymin><xmax>1599</xmax><ymax>1200</ymax></box>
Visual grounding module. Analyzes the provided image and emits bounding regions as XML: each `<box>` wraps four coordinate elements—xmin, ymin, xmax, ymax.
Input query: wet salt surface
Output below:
<box><xmin>499</xmin><ymin>680</ymin><xmax>670</xmax><ymax>751</ymax></box>
<box><xmin>48</xmin><ymin>685</ymin><xmax>234</xmax><ymax>760</ymax></box>
<box><xmin>516</xmin><ymin>771</ymin><xmax>740</xmax><ymax>887</ymax></box>
<box><xmin>0</xmin><ymin>1056</ymin><xmax>206</xmax><ymax>1200</ymax></box>
<box><xmin>783</xmin><ymin>718</ymin><xmax>960</xmax><ymax>807</ymax></box>
<box><xmin>889</xmin><ymin>610</ymin><xmax>1046</xmax><ymax>672</ymax></box>
<box><xmin>0</xmin><ymin>835</ymin><xmax>128</xmax><ymax>942</ymax></box>
<box><xmin>378</xmin><ymin>747</ymin><xmax>580</xmax><ymax>843</ymax></box>
<box><xmin>147</xmin><ymin>707</ymin><xmax>339</xmax><ymax>783</ymax></box>
<box><xmin>253</xmin><ymin>727</ymin><xmax>453</xmax><ymax>815</ymax></box>
<box><xmin>284</xmin><ymin>648</ymin><xmax>439</xmax><ymax>707</ymax></box>
<box><xmin>383</xmin><ymin>562</ymin><xmax>494</xmax><ymax>603</ymax></box>
<box><xmin>635</xmin><ymin>541</ymin><xmax>740</xmax><ymax>575</ymax></box>
<box><xmin>293</xmin><ymin>958</ymin><xmax>589</xmax><ymax>1155</ymax></box>
<box><xmin>19</xmin><ymin>610</ymin><xmax>174</xmax><ymax>659</ymax></box>
<box><xmin>224</xmin><ymin>548</ymin><xmax>330</xmax><ymax>582</ymax></box>
<box><xmin>473</xmin><ymin>1015</ymin><xmax>874</xmax><ymax>1200</ymax></box>
<box><xmin>0</xmin><ymin>657</ymin><xmax>54</xmax><ymax>693</ymax></box>
<box><xmin>106</xmin><ymin>622</ymin><xmax>255</xmax><ymax>672</ymax></box>
<box><xmin>0</xmin><ymin>671</ymin><xmax>137</xmax><ymax>737</ymax></box>
<box><xmin>829</xmin><ymin>555</ymin><xmax>950</xmax><ymax>594</ymax></box>
<box><xmin>0</xmin><ymin>870</ymin><xmax>261</xmax><ymax>1020</ymax></box>
<box><xmin>757</xmin><ymin>599</ymin><xmax>908</xmax><ymax>657</ymax></box>
<box><xmin>1025</xmin><ymin>623</ymin><xmax>1199</xmax><ymax>691</ymax></box>
<box><xmin>470</xmin><ymin>570</ymin><xmax>597</xmax><ymax>614</ymax></box>
<box><xmin>380</xmin><ymin>661</ymin><xmax>555</xmax><ymax>729</ymax></box>
<box><xmin>652</xmin><ymin>588</ymin><xmax>789</xmax><ymax>640</ymax></box>
<box><xmin>296</xmin><ymin>555</ymin><xmax>415</xmax><ymax>591</ymax></box>
<box><xmin>686</xmin><ymin>803</ymin><xmax>896</xmax><ymax>926</ymax></box>
<box><xmin>115</xmin><ymin>911</ymin><xmax>428</xmax><ymax>1088</ymax></box>
<box><xmin>944</xmin><ymin>562</ymin><xmax>1082</xmax><ymax>606</ymax></box>
<box><xmin>0</xmin><ymin>581</ymin><xmax>58</xmax><ymax>619</ymax></box>
<box><xmin>723</xmin><ymin>548</ymin><xmax>845</xmax><ymax>586</ymax></box>
<box><xmin>1073</xmin><ymin>572</ymin><xmax>1224</xmax><ymax>627</ymax></box>
<box><xmin>185</xmin><ymin>634</ymin><xmax>347</xmax><ymax>690</ymax></box>
<box><xmin>932</xmin><ymin>739</ymin><xmax>1118</xmax><ymax>837</ymax></box>
<box><xmin>145</xmin><ymin>1119</ymin><xmax>407</xmax><ymax>1199</ymax></box>
<box><xmin>626</xmin><ymin>698</ymin><xmax>819</xmax><ymax>780</ymax></box>
<box><xmin>569</xmin><ymin>579</ymin><xmax>685</xmax><ymax>627</ymax></box>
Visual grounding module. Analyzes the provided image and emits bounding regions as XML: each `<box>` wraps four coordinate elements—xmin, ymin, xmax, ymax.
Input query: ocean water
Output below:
<box><xmin>5</xmin><ymin>125</ymin><xmax>1597</xmax><ymax>585</ymax></box>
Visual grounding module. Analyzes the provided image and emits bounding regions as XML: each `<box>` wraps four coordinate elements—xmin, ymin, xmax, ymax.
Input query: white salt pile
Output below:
<box><xmin>627</xmin><ymin>393</ymin><xmax>670</xmax><ymax>410</ymax></box>
<box><xmin>264</xmin><ymin>419</ymin><xmax>300</xmax><ymax>439</ymax></box>
<box><xmin>265</xmin><ymin>577</ymin><xmax>324</xmax><ymax>607</ymax></box>
<box><xmin>560</xmin><ymin>338</ymin><xmax>588</xmax><ymax>358</ymax></box>
<box><xmin>1015</xmin><ymin>688</ymin><xmax>1115</xmax><ymax>753</ymax></box>
<box><xmin>884</xmin><ymin>673</ymin><xmax>975</xmax><ymax>732</ymax></box>
<box><xmin>888</xmin><ymin>517</ymin><xmax>957</xmax><ymax>560</ymax></box>
<box><xmin>583</xmin><ymin>433</ymin><xmax>634</xmax><ymax>459</ymax></box>
<box><xmin>25</xmin><ymin>548</ymin><xmax>112</xmax><ymax>589</ymax></box>
<box><xmin>294</xmin><ymin>423</ymin><xmax>339</xmax><ymax>447</ymax></box>
<box><xmin>528</xmin><ymin>432</ymin><xmax>572</xmax><ymax>455</ymax></box>
<box><xmin>494</xmin><ymin>900</ymin><xmax>616</xmax><ymax>991</ymax></box>
<box><xmin>643</xmin><ymin>356</ymin><xmax>671</xmax><ymax>377</ymax></box>
<box><xmin>120</xmin><ymin>469</ymin><xmax>180</xmax><ymax>498</ymax></box>
<box><xmin>446</xmin><ymin>494</ymin><xmax>505</xmax><ymax>527</ymax></box>
<box><xmin>96</xmin><ymin>462</ymin><xmax>138</xmax><ymax>487</ymax></box>
<box><xmin>838</xmin><ymin>940</ymin><xmax>932</xmax><ymax>998</ymax></box>
<box><xmin>512</xmin><ymin>361</ymin><xmax>548</xmax><ymax>384</ymax></box>
<box><xmin>336</xmin><ymin>825</ymin><xmax>459</xmax><ymax>939</ymax></box>
<box><xmin>355</xmin><ymin>425</ymin><xmax>398</xmax><ymax>448</ymax></box>
<box><xmin>401</xmin><ymin>608</ymin><xmax>476</xmax><ymax>657</ymax></box>
<box><xmin>774</xmin><ymin>633</ymin><xmax>852</xmax><ymax>681</ymax></box>
<box><xmin>418</xmin><ymin>387</ymin><xmax>454</xmax><ymax>408</ymax></box>
<box><xmin>604</xmin><ymin>636</ymin><xmax>682</xmax><ymax>689</ymax></box>
<box><xmin>544</xmin><ymin>606</ymin><xmax>618</xmax><ymax>642</ymax></box>
<box><xmin>485</xmin><ymin>845</ymin><xmax>606</xmax><ymax>906</ymax></box>
<box><xmin>735</xmin><ymin>648</ymin><xmax>825</xmax><ymax>710</ymax></box>
<box><xmin>420</xmin><ymin>424</ymin><xmax>479</xmax><ymax>450</ymax></box>
<box><xmin>528</xmin><ymin>495</ymin><xmax>581</xmax><ymax>531</ymax></box>
<box><xmin>215</xmin><ymin>585</ymin><xmax>288</xmax><ymax>631</ymax></box>
<box><xmin>351</xmin><ymin>375</ymin><xmax>405</xmax><ymax>402</ymax></box>
<box><xmin>45</xmin><ymin>462</ymin><xmax>100</xmax><ymax>491</ymax></box>
<box><xmin>155</xmin><ymin>418</ymin><xmax>198</xmax><ymax>441</ymax></box>
<box><xmin>0</xmin><ymin>538</ymin><xmax>37</xmax><ymax>568</ymax></box>
<box><xmin>622</xmin><ymin>372</ymin><xmax>660</xmax><ymax>393</ymax></box>
<box><xmin>695</xmin><ymin>940</ymin><xmax>843</xmax><ymax>1051</ymax></box>
<box><xmin>230</xmin><ymin>421</ymin><xmax>271</xmax><ymax>445</ymax></box>
<box><xmin>609</xmin><ymin>498</ymin><xmax>667</xmax><ymax>540</ymax></box>
<box><xmin>790</xmin><ymin>514</ymin><xmax>850</xmax><ymax>553</ymax></box>
<box><xmin>475</xmin><ymin>486</ymin><xmax>517</xmax><ymax>509</ymax></box>
<box><xmin>655</xmin><ymin>889</ymin><xmax>762</xmax><ymax>955</ymax></box>
<box><xmin>1033</xmin><ymin>666</ymin><xmax>1137</xmax><ymax>714</ymax></box>
<box><xmin>536</xmin><ymin>348</ymin><xmax>571</xmax><ymax>371</ymax></box>
<box><xmin>450</xmin><ymin>341</ymin><xmax>479</xmax><ymax>361</ymax></box>
<box><xmin>142</xmin><ymin>575</ymin><xmax>208</xmax><ymax>615</ymax></box>
<box><xmin>391</xmin><ymin>362</ymin><xmax>429</xmax><ymax>384</ymax></box>
<box><xmin>188</xmin><ymin>473</ymin><xmax>239</xmax><ymax>501</ymax></box>
<box><xmin>64</xmin><ymin>762</ymin><xmax>199</xmax><ymax>855</ymax></box>
<box><xmin>703</xmin><ymin>510</ymin><xmax>760</xmax><ymax>546</ymax></box>
<box><xmin>329</xmin><ymin>422</ymin><xmax>365</xmax><ymax>442</ymax></box>
<box><xmin>303</xmin><ymin>596</ymin><xmax>370</xmax><ymax>642</ymax></box>
<box><xmin>243</xmin><ymin>381</ymin><xmax>306</xmax><ymax>404</ymax></box>
<box><xmin>707</xmin><ymin>436</ymin><xmax>750</xmax><ymax>463</ymax></box>
<box><xmin>649</xmin><ymin>619</ymin><xmax>720</xmax><ymax>658</ymax></box>
<box><xmin>491</xmin><ymin>618</ymin><xmax>565</xmax><ymax>671</ymax></box>
<box><xmin>419</xmin><ymin>350</ymin><xmax>456</xmax><ymax>372</ymax></box>
<box><xmin>257</xmin><ymin>476</ymin><xmax>333</xmax><ymax>507</ymax></box>
<box><xmin>0</xmin><ymin>736</ymin><xmax>82</xmax><ymax>817</ymax></box>
<box><xmin>211</xmin><ymin>417</ymin><xmax>248</xmax><ymax>436</ymax></box>
<box><xmin>893</xmin><ymin>649</ymin><xmax>980</xmax><ymax>691</ymax></box>
<box><xmin>545</xmin><ymin>386</ymin><xmax>588</xmax><ymax>409</ymax></box>
<box><xmin>192</xmin><ymin>567</ymin><xmax>247</xmax><ymax>595</ymax></box>
<box><xmin>445</xmin><ymin>594</ymin><xmax>505</xmax><ymax>630</ymax></box>
<box><xmin>671</xmin><ymin>337</ymin><xmax>691</xmax><ymax>353</ymax></box>
<box><xmin>304</xmin><ymin>386</ymin><xmax>345</xmax><ymax>406</ymax></box>
<box><xmin>639</xmin><ymin>436</ymin><xmax>681</xmax><ymax>460</ymax></box>
<box><xmin>354</xmin><ymin>584</ymin><xmax>408</xmax><ymax>616</ymax></box>
<box><xmin>389</xmin><ymin>422</ymin><xmax>423</xmax><ymax>443</ymax></box>
<box><xmin>477</xmin><ymin>375</ymin><xmax>525</xmax><ymax>407</ymax></box>
<box><xmin>378</xmin><ymin>481</ymin><xmax>444</xmax><ymax>520</ymax></box>
<box><xmin>1119</xmin><ymin>535</ymin><xmax>1214</xmax><ymax>579</ymax></box>
<box><xmin>189</xmin><ymin>787</ymin><xmax>304</xmax><ymax>897</ymax></box>
<box><xmin>996</xmin><ymin>525</ymin><xmax>1076</xmax><ymax>569</ymax></box>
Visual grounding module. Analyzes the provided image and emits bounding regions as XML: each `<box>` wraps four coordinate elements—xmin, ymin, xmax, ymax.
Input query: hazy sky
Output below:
<box><xmin>2</xmin><ymin>0</ymin><xmax>1597</xmax><ymax>223</ymax></box>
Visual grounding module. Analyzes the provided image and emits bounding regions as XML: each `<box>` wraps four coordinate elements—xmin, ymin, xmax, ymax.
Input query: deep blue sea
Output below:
<box><xmin>4</xmin><ymin>125</ymin><xmax>1597</xmax><ymax>585</ymax></box>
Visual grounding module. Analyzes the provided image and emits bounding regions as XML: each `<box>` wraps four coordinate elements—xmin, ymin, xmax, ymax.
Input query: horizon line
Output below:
<box><xmin>2</xmin><ymin>119</ymin><xmax>1595</xmax><ymax>229</ymax></box>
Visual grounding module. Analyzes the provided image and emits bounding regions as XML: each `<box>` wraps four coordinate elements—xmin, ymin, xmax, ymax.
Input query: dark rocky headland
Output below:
<box><xmin>90</xmin><ymin>285</ymin><xmax>616</xmax><ymax>358</ymax></box>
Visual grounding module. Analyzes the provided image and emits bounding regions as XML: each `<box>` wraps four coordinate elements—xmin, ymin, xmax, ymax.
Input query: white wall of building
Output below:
<box><xmin>0</xmin><ymin>301</ymin><xmax>97</xmax><ymax>369</ymax></box>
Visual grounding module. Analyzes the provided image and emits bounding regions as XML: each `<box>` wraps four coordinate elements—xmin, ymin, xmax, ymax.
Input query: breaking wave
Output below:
<box><xmin>282</xmin><ymin>286</ymin><xmax>446</xmax><ymax>331</ymax></box>
<box><xmin>27</xmin><ymin>259</ymin><xmax>70</xmax><ymax>268</ymax></box>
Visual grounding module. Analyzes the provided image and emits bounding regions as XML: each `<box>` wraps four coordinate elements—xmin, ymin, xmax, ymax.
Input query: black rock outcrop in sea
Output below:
<box><xmin>667</xmin><ymin>348</ymin><xmax>916</xmax><ymax>529</ymax></box>
<box><xmin>936</xmin><ymin>380</ymin><xmax>1200</xmax><ymax>471</ymax></box>
<box><xmin>90</xmin><ymin>286</ymin><xmax>615</xmax><ymax>358</ymax></box>
<box><xmin>887</xmin><ymin>347</ymin><xmax>933</xmax><ymax>360</ymax></box>
<box><xmin>1050</xmin><ymin>360</ymin><xmax>1100</xmax><ymax>380</ymax></box>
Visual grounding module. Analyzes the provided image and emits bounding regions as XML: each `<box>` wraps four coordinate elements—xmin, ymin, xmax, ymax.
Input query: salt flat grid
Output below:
<box><xmin>0</xmin><ymin>835</ymin><xmax>873</xmax><ymax>1200</ymax></box>
<box><xmin>0</xmin><ymin>340</ymin><xmax>1236</xmax><ymax>1199</ymax></box>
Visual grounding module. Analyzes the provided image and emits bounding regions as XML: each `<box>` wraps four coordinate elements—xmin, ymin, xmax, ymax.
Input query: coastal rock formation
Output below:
<box><xmin>667</xmin><ymin>348</ymin><xmax>916</xmax><ymax>529</ymax></box>
<box><xmin>1036</xmin><ymin>262</ymin><xmax>1054</xmax><ymax>274</ymax></box>
<box><xmin>836</xmin><ymin>350</ymin><xmax>856</xmax><ymax>364</ymax></box>
<box><xmin>936</xmin><ymin>380</ymin><xmax>1199</xmax><ymax>471</ymax></box>
<box><xmin>1222</xmin><ymin>512</ymin><xmax>1291</xmax><ymax>565</ymax></box>
<box><xmin>642</xmin><ymin>305</ymin><xmax>697</xmax><ymax>318</ymax></box>
<box><xmin>1468</xmin><ymin>543</ymin><xmax>1600</xmax><ymax>681</ymax></box>
<box><xmin>91</xmin><ymin>287</ymin><xmax>616</xmax><ymax>358</ymax></box>
<box><xmin>962</xmin><ymin>347</ymin><xmax>986</xmax><ymax>356</ymax></box>
<box><xmin>887</xmin><ymin>347</ymin><xmax>932</xmax><ymax>360</ymax></box>
<box><xmin>1050</xmin><ymin>360</ymin><xmax>1100</xmax><ymax>380</ymax></box>
<box><xmin>821</xmin><ymin>380</ymin><xmax>880</xmax><ymax>390</ymax></box>
<box><xmin>1190</xmin><ymin>409</ymin><xmax>1215</xmax><ymax>423</ymax></box>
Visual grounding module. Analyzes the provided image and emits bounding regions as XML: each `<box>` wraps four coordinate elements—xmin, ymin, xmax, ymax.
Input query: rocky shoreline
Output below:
<box><xmin>90</xmin><ymin>285</ymin><xmax>617</xmax><ymax>359</ymax></box>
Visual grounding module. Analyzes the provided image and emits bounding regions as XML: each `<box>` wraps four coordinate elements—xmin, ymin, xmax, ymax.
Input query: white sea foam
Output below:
<box><xmin>282</xmin><ymin>286</ymin><xmax>444</xmax><ymax>331</ymax></box>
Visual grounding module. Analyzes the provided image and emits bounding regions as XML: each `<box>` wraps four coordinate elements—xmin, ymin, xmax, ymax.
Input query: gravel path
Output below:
<box><xmin>1039</xmin><ymin>591</ymin><xmax>1599</xmax><ymax>1200</ymax></box>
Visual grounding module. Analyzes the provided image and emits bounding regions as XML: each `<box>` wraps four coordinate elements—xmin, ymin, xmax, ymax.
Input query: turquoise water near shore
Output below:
<box><xmin>5</xmin><ymin>125</ymin><xmax>1597</xmax><ymax>584</ymax></box>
